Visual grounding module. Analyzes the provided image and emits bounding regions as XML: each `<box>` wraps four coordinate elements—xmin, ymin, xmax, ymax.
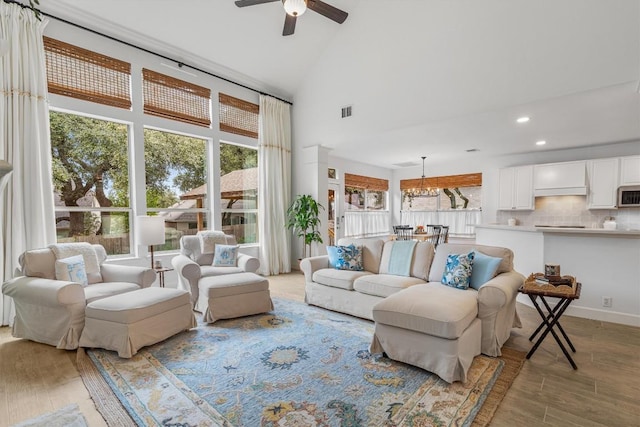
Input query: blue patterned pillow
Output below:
<box><xmin>54</xmin><ymin>255</ymin><xmax>88</xmax><ymax>286</ymax></box>
<box><xmin>335</xmin><ymin>244</ymin><xmax>364</xmax><ymax>271</ymax></box>
<box><xmin>441</xmin><ymin>251</ymin><xmax>475</xmax><ymax>290</ymax></box>
<box><xmin>212</xmin><ymin>244</ymin><xmax>238</xmax><ymax>267</ymax></box>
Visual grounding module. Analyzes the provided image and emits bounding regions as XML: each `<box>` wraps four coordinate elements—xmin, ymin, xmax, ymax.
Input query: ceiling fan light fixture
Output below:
<box><xmin>283</xmin><ymin>0</ymin><xmax>307</xmax><ymax>17</ymax></box>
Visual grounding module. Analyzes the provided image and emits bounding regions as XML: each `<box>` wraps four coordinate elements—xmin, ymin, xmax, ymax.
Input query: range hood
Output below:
<box><xmin>534</xmin><ymin>161</ymin><xmax>587</xmax><ymax>197</ymax></box>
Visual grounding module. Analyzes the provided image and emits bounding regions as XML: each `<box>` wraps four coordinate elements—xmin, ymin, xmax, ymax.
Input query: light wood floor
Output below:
<box><xmin>1</xmin><ymin>273</ymin><xmax>639</xmax><ymax>426</ymax></box>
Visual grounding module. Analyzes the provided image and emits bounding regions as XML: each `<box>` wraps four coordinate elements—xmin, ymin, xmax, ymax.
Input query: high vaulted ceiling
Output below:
<box><xmin>39</xmin><ymin>0</ymin><xmax>640</xmax><ymax>169</ymax></box>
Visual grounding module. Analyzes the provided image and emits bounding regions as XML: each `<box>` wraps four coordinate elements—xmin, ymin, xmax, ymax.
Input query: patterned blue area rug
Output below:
<box><xmin>85</xmin><ymin>298</ymin><xmax>509</xmax><ymax>426</ymax></box>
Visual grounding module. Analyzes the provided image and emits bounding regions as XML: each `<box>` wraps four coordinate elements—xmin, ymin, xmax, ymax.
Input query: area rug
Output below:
<box><xmin>78</xmin><ymin>298</ymin><xmax>525</xmax><ymax>427</ymax></box>
<box><xmin>11</xmin><ymin>403</ymin><xmax>88</xmax><ymax>427</ymax></box>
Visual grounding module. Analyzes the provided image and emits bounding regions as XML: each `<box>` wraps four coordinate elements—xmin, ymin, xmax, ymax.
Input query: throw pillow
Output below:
<box><xmin>470</xmin><ymin>251</ymin><xmax>502</xmax><ymax>290</ymax></box>
<box><xmin>441</xmin><ymin>251</ymin><xmax>475</xmax><ymax>290</ymax></box>
<box><xmin>212</xmin><ymin>244</ymin><xmax>238</xmax><ymax>267</ymax></box>
<box><xmin>326</xmin><ymin>246</ymin><xmax>340</xmax><ymax>268</ymax></box>
<box><xmin>335</xmin><ymin>244</ymin><xmax>364</xmax><ymax>271</ymax></box>
<box><xmin>54</xmin><ymin>255</ymin><xmax>89</xmax><ymax>286</ymax></box>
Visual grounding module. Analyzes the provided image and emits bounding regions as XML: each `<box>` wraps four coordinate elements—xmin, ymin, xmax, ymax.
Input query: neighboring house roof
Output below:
<box><xmin>180</xmin><ymin>167</ymin><xmax>257</xmax><ymax>200</ymax></box>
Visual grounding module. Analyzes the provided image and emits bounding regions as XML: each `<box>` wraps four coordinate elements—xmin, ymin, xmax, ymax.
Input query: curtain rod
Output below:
<box><xmin>2</xmin><ymin>0</ymin><xmax>293</xmax><ymax>106</ymax></box>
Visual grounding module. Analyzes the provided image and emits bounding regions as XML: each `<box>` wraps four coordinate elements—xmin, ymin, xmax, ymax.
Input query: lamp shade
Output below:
<box><xmin>135</xmin><ymin>216</ymin><xmax>165</xmax><ymax>246</ymax></box>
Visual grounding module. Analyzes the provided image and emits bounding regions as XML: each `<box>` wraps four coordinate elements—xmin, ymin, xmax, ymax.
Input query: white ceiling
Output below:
<box><xmin>39</xmin><ymin>0</ymin><xmax>640</xmax><ymax>169</ymax></box>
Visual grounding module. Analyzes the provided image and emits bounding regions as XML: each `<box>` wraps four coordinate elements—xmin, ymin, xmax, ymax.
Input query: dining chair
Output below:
<box><xmin>393</xmin><ymin>225</ymin><xmax>413</xmax><ymax>241</ymax></box>
<box><xmin>424</xmin><ymin>225</ymin><xmax>442</xmax><ymax>246</ymax></box>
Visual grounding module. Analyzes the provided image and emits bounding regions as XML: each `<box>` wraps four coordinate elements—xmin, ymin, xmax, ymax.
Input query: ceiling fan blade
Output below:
<box><xmin>235</xmin><ymin>0</ymin><xmax>279</xmax><ymax>7</ymax></box>
<box><xmin>307</xmin><ymin>0</ymin><xmax>348</xmax><ymax>24</ymax></box>
<box><xmin>283</xmin><ymin>14</ymin><xmax>296</xmax><ymax>36</ymax></box>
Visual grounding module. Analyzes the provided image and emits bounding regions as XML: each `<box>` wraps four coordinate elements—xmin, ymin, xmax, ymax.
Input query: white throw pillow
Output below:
<box><xmin>55</xmin><ymin>255</ymin><xmax>89</xmax><ymax>286</ymax></box>
<box><xmin>212</xmin><ymin>244</ymin><xmax>238</xmax><ymax>267</ymax></box>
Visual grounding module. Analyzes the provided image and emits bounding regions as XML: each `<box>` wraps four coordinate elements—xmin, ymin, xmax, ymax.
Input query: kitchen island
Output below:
<box><xmin>475</xmin><ymin>224</ymin><xmax>640</xmax><ymax>326</ymax></box>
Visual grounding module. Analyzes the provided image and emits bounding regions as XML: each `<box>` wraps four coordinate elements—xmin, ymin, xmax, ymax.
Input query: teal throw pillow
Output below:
<box><xmin>326</xmin><ymin>246</ymin><xmax>340</xmax><ymax>268</ymax></box>
<box><xmin>212</xmin><ymin>244</ymin><xmax>238</xmax><ymax>267</ymax></box>
<box><xmin>470</xmin><ymin>251</ymin><xmax>502</xmax><ymax>290</ymax></box>
<box><xmin>335</xmin><ymin>244</ymin><xmax>364</xmax><ymax>271</ymax></box>
<box><xmin>54</xmin><ymin>254</ymin><xmax>89</xmax><ymax>286</ymax></box>
<box><xmin>441</xmin><ymin>251</ymin><xmax>475</xmax><ymax>290</ymax></box>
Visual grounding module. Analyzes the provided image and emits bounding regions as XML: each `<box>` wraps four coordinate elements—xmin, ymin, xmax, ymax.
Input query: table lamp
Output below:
<box><xmin>135</xmin><ymin>216</ymin><xmax>165</xmax><ymax>269</ymax></box>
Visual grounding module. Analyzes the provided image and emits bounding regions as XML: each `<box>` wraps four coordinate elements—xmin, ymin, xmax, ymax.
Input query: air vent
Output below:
<box><xmin>341</xmin><ymin>105</ymin><xmax>352</xmax><ymax>118</ymax></box>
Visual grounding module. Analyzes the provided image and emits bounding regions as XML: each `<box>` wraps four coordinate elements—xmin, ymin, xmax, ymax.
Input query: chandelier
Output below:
<box><xmin>405</xmin><ymin>156</ymin><xmax>440</xmax><ymax>200</ymax></box>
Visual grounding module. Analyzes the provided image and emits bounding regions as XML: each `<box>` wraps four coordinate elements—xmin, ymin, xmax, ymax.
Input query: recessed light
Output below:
<box><xmin>536</xmin><ymin>140</ymin><xmax>546</xmax><ymax>146</ymax></box>
<box><xmin>516</xmin><ymin>117</ymin><xmax>530</xmax><ymax>123</ymax></box>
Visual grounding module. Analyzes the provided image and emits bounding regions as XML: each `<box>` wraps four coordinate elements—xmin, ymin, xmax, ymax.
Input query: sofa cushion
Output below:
<box><xmin>84</xmin><ymin>282</ymin><xmax>141</xmax><ymax>304</ymax></box>
<box><xmin>372</xmin><ymin>283</ymin><xmax>478</xmax><ymax>340</ymax></box>
<box><xmin>326</xmin><ymin>245</ymin><xmax>340</xmax><ymax>268</ymax></box>
<box><xmin>335</xmin><ymin>244</ymin><xmax>364</xmax><ymax>271</ymax></box>
<box><xmin>354</xmin><ymin>274</ymin><xmax>426</xmax><ymax>298</ymax></box>
<box><xmin>312</xmin><ymin>268</ymin><xmax>372</xmax><ymax>291</ymax></box>
<box><xmin>200</xmin><ymin>265</ymin><xmax>245</xmax><ymax>277</ymax></box>
<box><xmin>429</xmin><ymin>243</ymin><xmax>513</xmax><ymax>283</ymax></box>
<box><xmin>379</xmin><ymin>241</ymin><xmax>435</xmax><ymax>280</ymax></box>
<box><xmin>337</xmin><ymin>237</ymin><xmax>384</xmax><ymax>274</ymax></box>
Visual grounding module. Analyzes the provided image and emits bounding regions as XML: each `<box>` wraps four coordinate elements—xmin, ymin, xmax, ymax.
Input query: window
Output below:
<box><xmin>220</xmin><ymin>142</ymin><xmax>258</xmax><ymax>244</ymax></box>
<box><xmin>45</xmin><ymin>37</ymin><xmax>262</xmax><ymax>257</ymax></box>
<box><xmin>343</xmin><ymin>173</ymin><xmax>389</xmax><ymax>237</ymax></box>
<box><xmin>219</xmin><ymin>93</ymin><xmax>259</xmax><ymax>139</ymax></box>
<box><xmin>50</xmin><ymin>111</ymin><xmax>131</xmax><ymax>255</ymax></box>
<box><xmin>143</xmin><ymin>69</ymin><xmax>211</xmax><ymax>127</ymax></box>
<box><xmin>144</xmin><ymin>129</ymin><xmax>208</xmax><ymax>250</ymax></box>
<box><xmin>44</xmin><ymin>37</ymin><xmax>131</xmax><ymax>109</ymax></box>
<box><xmin>401</xmin><ymin>173</ymin><xmax>482</xmax><ymax>211</ymax></box>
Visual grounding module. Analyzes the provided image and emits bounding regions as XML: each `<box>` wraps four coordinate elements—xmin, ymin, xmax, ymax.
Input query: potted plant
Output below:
<box><xmin>286</xmin><ymin>194</ymin><xmax>324</xmax><ymax>259</ymax></box>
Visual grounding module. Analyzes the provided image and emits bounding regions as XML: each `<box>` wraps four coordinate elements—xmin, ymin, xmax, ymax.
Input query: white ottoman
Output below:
<box><xmin>79</xmin><ymin>288</ymin><xmax>196</xmax><ymax>358</ymax></box>
<box><xmin>370</xmin><ymin>284</ymin><xmax>481</xmax><ymax>383</ymax></box>
<box><xmin>196</xmin><ymin>272</ymin><xmax>273</xmax><ymax>323</ymax></box>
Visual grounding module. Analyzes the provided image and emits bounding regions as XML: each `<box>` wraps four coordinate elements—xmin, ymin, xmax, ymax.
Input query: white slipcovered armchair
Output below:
<box><xmin>2</xmin><ymin>243</ymin><xmax>155</xmax><ymax>349</ymax></box>
<box><xmin>171</xmin><ymin>234</ymin><xmax>260</xmax><ymax>308</ymax></box>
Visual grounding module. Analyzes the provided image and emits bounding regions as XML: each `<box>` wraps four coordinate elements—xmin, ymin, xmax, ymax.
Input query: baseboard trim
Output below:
<box><xmin>516</xmin><ymin>294</ymin><xmax>640</xmax><ymax>327</ymax></box>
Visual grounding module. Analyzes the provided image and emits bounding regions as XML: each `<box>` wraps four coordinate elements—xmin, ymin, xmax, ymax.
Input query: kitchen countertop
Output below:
<box><xmin>474</xmin><ymin>224</ymin><xmax>640</xmax><ymax>237</ymax></box>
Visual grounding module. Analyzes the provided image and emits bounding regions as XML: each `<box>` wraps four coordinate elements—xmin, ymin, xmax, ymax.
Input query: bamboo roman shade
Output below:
<box><xmin>219</xmin><ymin>93</ymin><xmax>259</xmax><ymax>139</ymax></box>
<box><xmin>400</xmin><ymin>173</ymin><xmax>482</xmax><ymax>190</ymax></box>
<box><xmin>142</xmin><ymin>69</ymin><xmax>211</xmax><ymax>127</ymax></box>
<box><xmin>44</xmin><ymin>37</ymin><xmax>131</xmax><ymax>109</ymax></box>
<box><xmin>345</xmin><ymin>173</ymin><xmax>389</xmax><ymax>191</ymax></box>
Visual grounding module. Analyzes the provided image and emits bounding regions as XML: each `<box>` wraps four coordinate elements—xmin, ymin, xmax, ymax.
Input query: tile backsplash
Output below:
<box><xmin>496</xmin><ymin>196</ymin><xmax>640</xmax><ymax>229</ymax></box>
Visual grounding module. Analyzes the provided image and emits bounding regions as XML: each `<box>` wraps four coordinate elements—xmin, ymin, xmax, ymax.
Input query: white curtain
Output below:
<box><xmin>344</xmin><ymin>211</ymin><xmax>390</xmax><ymax>238</ymax></box>
<box><xmin>257</xmin><ymin>95</ymin><xmax>291</xmax><ymax>275</ymax></box>
<box><xmin>0</xmin><ymin>3</ymin><xmax>56</xmax><ymax>326</ymax></box>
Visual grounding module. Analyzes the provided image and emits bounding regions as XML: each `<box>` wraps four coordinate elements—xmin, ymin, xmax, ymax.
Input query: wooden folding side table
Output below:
<box><xmin>519</xmin><ymin>281</ymin><xmax>582</xmax><ymax>369</ymax></box>
<box><xmin>154</xmin><ymin>267</ymin><xmax>173</xmax><ymax>288</ymax></box>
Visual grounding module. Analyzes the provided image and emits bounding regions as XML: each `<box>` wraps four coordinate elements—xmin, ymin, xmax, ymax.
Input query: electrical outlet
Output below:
<box><xmin>602</xmin><ymin>296</ymin><xmax>612</xmax><ymax>308</ymax></box>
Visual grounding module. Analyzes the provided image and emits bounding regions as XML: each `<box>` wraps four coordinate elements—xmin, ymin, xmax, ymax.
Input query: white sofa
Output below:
<box><xmin>2</xmin><ymin>244</ymin><xmax>155</xmax><ymax>349</ymax></box>
<box><xmin>171</xmin><ymin>234</ymin><xmax>260</xmax><ymax>308</ymax></box>
<box><xmin>301</xmin><ymin>238</ymin><xmax>524</xmax><ymax>359</ymax></box>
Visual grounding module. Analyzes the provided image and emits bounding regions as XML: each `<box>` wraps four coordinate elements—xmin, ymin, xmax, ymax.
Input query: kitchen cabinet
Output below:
<box><xmin>587</xmin><ymin>158</ymin><xmax>619</xmax><ymax>209</ymax></box>
<box><xmin>498</xmin><ymin>165</ymin><xmax>534</xmax><ymax>210</ymax></box>
<box><xmin>620</xmin><ymin>155</ymin><xmax>640</xmax><ymax>185</ymax></box>
<box><xmin>533</xmin><ymin>160</ymin><xmax>587</xmax><ymax>196</ymax></box>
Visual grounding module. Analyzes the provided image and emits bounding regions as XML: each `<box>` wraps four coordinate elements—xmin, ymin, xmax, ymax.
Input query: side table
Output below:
<box><xmin>519</xmin><ymin>281</ymin><xmax>582</xmax><ymax>369</ymax></box>
<box><xmin>154</xmin><ymin>267</ymin><xmax>173</xmax><ymax>288</ymax></box>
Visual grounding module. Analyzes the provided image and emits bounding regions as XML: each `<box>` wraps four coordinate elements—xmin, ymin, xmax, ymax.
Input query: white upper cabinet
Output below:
<box><xmin>587</xmin><ymin>158</ymin><xmax>619</xmax><ymax>209</ymax></box>
<box><xmin>498</xmin><ymin>165</ymin><xmax>534</xmax><ymax>210</ymax></box>
<box><xmin>533</xmin><ymin>161</ymin><xmax>587</xmax><ymax>196</ymax></box>
<box><xmin>620</xmin><ymin>155</ymin><xmax>640</xmax><ymax>185</ymax></box>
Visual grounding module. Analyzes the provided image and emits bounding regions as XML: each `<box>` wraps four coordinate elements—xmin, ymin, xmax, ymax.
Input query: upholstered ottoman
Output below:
<box><xmin>79</xmin><ymin>288</ymin><xmax>196</xmax><ymax>358</ymax></box>
<box><xmin>197</xmin><ymin>272</ymin><xmax>273</xmax><ymax>323</ymax></box>
<box><xmin>370</xmin><ymin>283</ymin><xmax>481</xmax><ymax>383</ymax></box>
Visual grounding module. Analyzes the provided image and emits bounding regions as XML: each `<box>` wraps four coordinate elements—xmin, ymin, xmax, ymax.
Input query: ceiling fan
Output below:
<box><xmin>235</xmin><ymin>0</ymin><xmax>348</xmax><ymax>36</ymax></box>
